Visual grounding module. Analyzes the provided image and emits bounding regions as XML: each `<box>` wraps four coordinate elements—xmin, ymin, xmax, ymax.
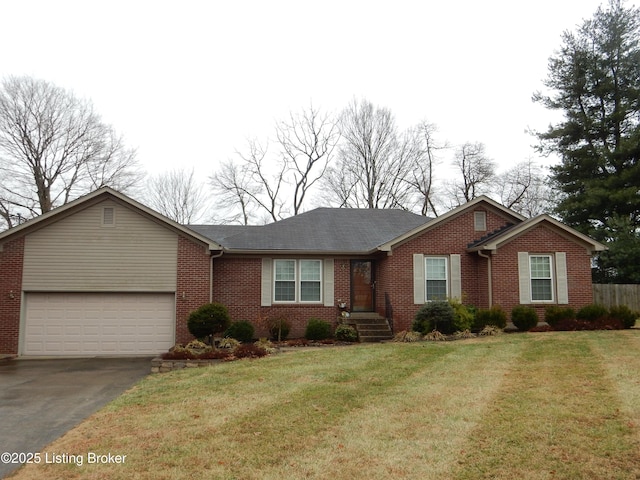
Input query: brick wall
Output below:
<box><xmin>0</xmin><ymin>237</ymin><xmax>24</xmax><ymax>354</ymax></box>
<box><xmin>212</xmin><ymin>256</ymin><xmax>351</xmax><ymax>338</ymax></box>
<box><xmin>176</xmin><ymin>236</ymin><xmax>212</xmax><ymax>344</ymax></box>
<box><xmin>491</xmin><ymin>224</ymin><xmax>594</xmax><ymax>320</ymax></box>
<box><xmin>378</xmin><ymin>207</ymin><xmax>511</xmax><ymax>332</ymax></box>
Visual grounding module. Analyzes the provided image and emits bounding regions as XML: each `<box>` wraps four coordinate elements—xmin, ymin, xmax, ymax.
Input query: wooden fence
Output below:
<box><xmin>593</xmin><ymin>284</ymin><xmax>640</xmax><ymax>311</ymax></box>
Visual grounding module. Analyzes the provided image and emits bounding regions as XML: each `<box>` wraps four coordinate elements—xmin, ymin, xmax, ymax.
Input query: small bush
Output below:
<box><xmin>608</xmin><ymin>305</ymin><xmax>639</xmax><ymax>329</ymax></box>
<box><xmin>223</xmin><ymin>320</ymin><xmax>255</xmax><ymax>343</ymax></box>
<box><xmin>233</xmin><ymin>343</ymin><xmax>268</xmax><ymax>359</ymax></box>
<box><xmin>544</xmin><ymin>306</ymin><xmax>575</xmax><ymax>326</ymax></box>
<box><xmin>305</xmin><ymin>318</ymin><xmax>332</xmax><ymax>340</ymax></box>
<box><xmin>335</xmin><ymin>324</ymin><xmax>358</xmax><ymax>342</ymax></box>
<box><xmin>187</xmin><ymin>302</ymin><xmax>231</xmax><ymax>339</ymax></box>
<box><xmin>392</xmin><ymin>330</ymin><xmax>423</xmax><ymax>342</ymax></box>
<box><xmin>449</xmin><ymin>299</ymin><xmax>475</xmax><ymax>332</ymax></box>
<box><xmin>511</xmin><ymin>305</ymin><xmax>539</xmax><ymax>331</ymax></box>
<box><xmin>479</xmin><ymin>325</ymin><xmax>501</xmax><ymax>336</ymax></box>
<box><xmin>267</xmin><ymin>317</ymin><xmax>291</xmax><ymax>341</ymax></box>
<box><xmin>577</xmin><ymin>304</ymin><xmax>608</xmax><ymax>322</ymax></box>
<box><xmin>254</xmin><ymin>338</ymin><xmax>278</xmax><ymax>354</ymax></box>
<box><xmin>218</xmin><ymin>337</ymin><xmax>241</xmax><ymax>349</ymax></box>
<box><xmin>413</xmin><ymin>301</ymin><xmax>455</xmax><ymax>334</ymax></box>
<box><xmin>474</xmin><ymin>306</ymin><xmax>507</xmax><ymax>330</ymax></box>
<box><xmin>424</xmin><ymin>329</ymin><xmax>447</xmax><ymax>341</ymax></box>
<box><xmin>454</xmin><ymin>329</ymin><xmax>476</xmax><ymax>339</ymax></box>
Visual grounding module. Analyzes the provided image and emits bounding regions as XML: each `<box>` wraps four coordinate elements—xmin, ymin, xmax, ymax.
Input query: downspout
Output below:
<box><xmin>477</xmin><ymin>250</ymin><xmax>492</xmax><ymax>307</ymax></box>
<box><xmin>210</xmin><ymin>250</ymin><xmax>223</xmax><ymax>303</ymax></box>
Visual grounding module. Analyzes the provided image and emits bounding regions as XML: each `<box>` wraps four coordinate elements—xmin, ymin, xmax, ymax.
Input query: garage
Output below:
<box><xmin>23</xmin><ymin>293</ymin><xmax>175</xmax><ymax>356</ymax></box>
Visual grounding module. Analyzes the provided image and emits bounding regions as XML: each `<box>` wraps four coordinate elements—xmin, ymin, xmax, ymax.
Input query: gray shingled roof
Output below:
<box><xmin>188</xmin><ymin>208</ymin><xmax>433</xmax><ymax>253</ymax></box>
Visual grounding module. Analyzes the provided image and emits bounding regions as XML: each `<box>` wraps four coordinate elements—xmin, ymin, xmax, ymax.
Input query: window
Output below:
<box><xmin>425</xmin><ymin>257</ymin><xmax>448</xmax><ymax>301</ymax></box>
<box><xmin>474</xmin><ymin>211</ymin><xmax>487</xmax><ymax>231</ymax></box>
<box><xmin>274</xmin><ymin>259</ymin><xmax>322</xmax><ymax>303</ymax></box>
<box><xmin>530</xmin><ymin>255</ymin><xmax>553</xmax><ymax>301</ymax></box>
<box><xmin>102</xmin><ymin>206</ymin><xmax>115</xmax><ymax>227</ymax></box>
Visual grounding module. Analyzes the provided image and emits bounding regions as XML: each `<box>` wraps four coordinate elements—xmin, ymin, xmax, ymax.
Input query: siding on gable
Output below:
<box><xmin>22</xmin><ymin>200</ymin><xmax>178</xmax><ymax>292</ymax></box>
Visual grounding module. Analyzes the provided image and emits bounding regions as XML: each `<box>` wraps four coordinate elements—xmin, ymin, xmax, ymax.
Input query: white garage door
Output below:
<box><xmin>24</xmin><ymin>293</ymin><xmax>175</xmax><ymax>356</ymax></box>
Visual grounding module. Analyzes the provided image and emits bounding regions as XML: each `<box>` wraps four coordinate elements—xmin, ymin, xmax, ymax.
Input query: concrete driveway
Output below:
<box><xmin>0</xmin><ymin>357</ymin><xmax>151</xmax><ymax>478</ymax></box>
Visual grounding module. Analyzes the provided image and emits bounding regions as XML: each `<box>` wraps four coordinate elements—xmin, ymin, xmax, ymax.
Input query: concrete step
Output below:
<box><xmin>347</xmin><ymin>314</ymin><xmax>393</xmax><ymax>342</ymax></box>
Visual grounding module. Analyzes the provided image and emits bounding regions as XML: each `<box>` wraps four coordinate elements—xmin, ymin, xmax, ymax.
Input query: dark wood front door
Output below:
<box><xmin>351</xmin><ymin>260</ymin><xmax>375</xmax><ymax>312</ymax></box>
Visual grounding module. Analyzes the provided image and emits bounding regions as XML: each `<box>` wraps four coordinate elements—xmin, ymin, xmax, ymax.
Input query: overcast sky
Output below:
<box><xmin>0</xmin><ymin>0</ymin><xmax>624</xmax><ymax>184</ymax></box>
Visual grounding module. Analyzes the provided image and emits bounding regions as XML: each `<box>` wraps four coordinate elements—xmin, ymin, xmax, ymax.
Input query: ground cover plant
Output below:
<box><xmin>9</xmin><ymin>331</ymin><xmax>640</xmax><ymax>480</ymax></box>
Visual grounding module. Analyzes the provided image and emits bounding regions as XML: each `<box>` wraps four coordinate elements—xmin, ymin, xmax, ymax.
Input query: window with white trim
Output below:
<box><xmin>274</xmin><ymin>259</ymin><xmax>322</xmax><ymax>303</ymax></box>
<box><xmin>474</xmin><ymin>211</ymin><xmax>487</xmax><ymax>231</ymax></box>
<box><xmin>530</xmin><ymin>255</ymin><xmax>553</xmax><ymax>301</ymax></box>
<box><xmin>425</xmin><ymin>257</ymin><xmax>448</xmax><ymax>301</ymax></box>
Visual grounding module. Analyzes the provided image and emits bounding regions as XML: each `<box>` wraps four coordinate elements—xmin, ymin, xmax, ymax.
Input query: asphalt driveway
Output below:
<box><xmin>0</xmin><ymin>357</ymin><xmax>151</xmax><ymax>478</ymax></box>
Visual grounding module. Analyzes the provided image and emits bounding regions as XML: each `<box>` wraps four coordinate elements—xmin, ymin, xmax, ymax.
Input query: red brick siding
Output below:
<box><xmin>0</xmin><ymin>237</ymin><xmax>24</xmax><ymax>354</ymax></box>
<box><xmin>176</xmin><ymin>236</ymin><xmax>212</xmax><ymax>344</ymax></box>
<box><xmin>378</xmin><ymin>208</ymin><xmax>512</xmax><ymax>332</ymax></box>
<box><xmin>491</xmin><ymin>225</ymin><xmax>594</xmax><ymax>320</ymax></box>
<box><xmin>212</xmin><ymin>256</ymin><xmax>351</xmax><ymax>338</ymax></box>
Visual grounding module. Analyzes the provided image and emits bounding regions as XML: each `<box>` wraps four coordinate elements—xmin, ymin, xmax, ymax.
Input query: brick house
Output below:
<box><xmin>0</xmin><ymin>187</ymin><xmax>604</xmax><ymax>356</ymax></box>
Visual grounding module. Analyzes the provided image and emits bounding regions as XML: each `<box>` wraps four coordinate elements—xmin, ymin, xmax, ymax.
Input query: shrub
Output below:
<box><xmin>233</xmin><ymin>343</ymin><xmax>268</xmax><ymax>359</ymax></box>
<box><xmin>335</xmin><ymin>324</ymin><xmax>358</xmax><ymax>342</ymax></box>
<box><xmin>413</xmin><ymin>301</ymin><xmax>455</xmax><ymax>334</ymax></box>
<box><xmin>511</xmin><ymin>305</ymin><xmax>539</xmax><ymax>331</ymax></box>
<box><xmin>424</xmin><ymin>329</ymin><xmax>447</xmax><ymax>341</ymax></box>
<box><xmin>479</xmin><ymin>325</ymin><xmax>501</xmax><ymax>336</ymax></box>
<box><xmin>474</xmin><ymin>306</ymin><xmax>507</xmax><ymax>330</ymax></box>
<box><xmin>454</xmin><ymin>329</ymin><xmax>476</xmax><ymax>339</ymax></box>
<box><xmin>449</xmin><ymin>299</ymin><xmax>475</xmax><ymax>332</ymax></box>
<box><xmin>254</xmin><ymin>338</ymin><xmax>278</xmax><ymax>354</ymax></box>
<box><xmin>223</xmin><ymin>320</ymin><xmax>255</xmax><ymax>343</ymax></box>
<box><xmin>608</xmin><ymin>305</ymin><xmax>639</xmax><ymax>329</ymax></box>
<box><xmin>267</xmin><ymin>317</ymin><xmax>291</xmax><ymax>341</ymax></box>
<box><xmin>187</xmin><ymin>302</ymin><xmax>231</xmax><ymax>339</ymax></box>
<box><xmin>577</xmin><ymin>304</ymin><xmax>608</xmax><ymax>322</ymax></box>
<box><xmin>544</xmin><ymin>306</ymin><xmax>575</xmax><ymax>326</ymax></box>
<box><xmin>392</xmin><ymin>330</ymin><xmax>423</xmax><ymax>342</ymax></box>
<box><xmin>305</xmin><ymin>318</ymin><xmax>332</xmax><ymax>340</ymax></box>
<box><xmin>218</xmin><ymin>337</ymin><xmax>241</xmax><ymax>349</ymax></box>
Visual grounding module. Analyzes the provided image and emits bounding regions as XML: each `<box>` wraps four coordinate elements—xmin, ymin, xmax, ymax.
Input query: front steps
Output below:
<box><xmin>348</xmin><ymin>313</ymin><xmax>393</xmax><ymax>342</ymax></box>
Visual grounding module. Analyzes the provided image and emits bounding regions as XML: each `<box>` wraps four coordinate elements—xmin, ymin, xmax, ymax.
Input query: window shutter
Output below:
<box><xmin>261</xmin><ymin>258</ymin><xmax>272</xmax><ymax>306</ymax></box>
<box><xmin>323</xmin><ymin>259</ymin><xmax>334</xmax><ymax>307</ymax></box>
<box><xmin>555</xmin><ymin>252</ymin><xmax>569</xmax><ymax>304</ymax></box>
<box><xmin>413</xmin><ymin>254</ymin><xmax>425</xmax><ymax>304</ymax></box>
<box><xmin>450</xmin><ymin>254</ymin><xmax>462</xmax><ymax>300</ymax></box>
<box><xmin>518</xmin><ymin>252</ymin><xmax>531</xmax><ymax>304</ymax></box>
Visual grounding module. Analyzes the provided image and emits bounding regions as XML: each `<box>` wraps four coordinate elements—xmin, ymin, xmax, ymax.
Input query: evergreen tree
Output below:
<box><xmin>534</xmin><ymin>0</ymin><xmax>640</xmax><ymax>282</ymax></box>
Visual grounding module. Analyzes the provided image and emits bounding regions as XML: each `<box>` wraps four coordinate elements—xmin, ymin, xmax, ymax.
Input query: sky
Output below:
<box><xmin>0</xmin><ymin>0</ymin><xmax>624</xmax><ymax>185</ymax></box>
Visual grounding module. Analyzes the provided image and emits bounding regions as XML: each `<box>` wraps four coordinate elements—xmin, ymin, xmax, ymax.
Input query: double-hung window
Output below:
<box><xmin>274</xmin><ymin>259</ymin><xmax>322</xmax><ymax>303</ymax></box>
<box><xmin>425</xmin><ymin>257</ymin><xmax>448</xmax><ymax>301</ymax></box>
<box><xmin>530</xmin><ymin>255</ymin><xmax>553</xmax><ymax>301</ymax></box>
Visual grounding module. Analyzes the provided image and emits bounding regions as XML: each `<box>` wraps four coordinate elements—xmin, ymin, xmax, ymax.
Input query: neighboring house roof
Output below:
<box><xmin>0</xmin><ymin>187</ymin><xmax>222</xmax><ymax>251</ymax></box>
<box><xmin>189</xmin><ymin>208</ymin><xmax>433</xmax><ymax>254</ymax></box>
<box><xmin>466</xmin><ymin>214</ymin><xmax>606</xmax><ymax>252</ymax></box>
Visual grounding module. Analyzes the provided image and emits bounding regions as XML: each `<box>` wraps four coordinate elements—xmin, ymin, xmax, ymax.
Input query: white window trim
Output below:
<box><xmin>102</xmin><ymin>206</ymin><xmax>115</xmax><ymax>227</ymax></box>
<box><xmin>529</xmin><ymin>254</ymin><xmax>554</xmax><ymax>303</ymax></box>
<box><xmin>273</xmin><ymin>259</ymin><xmax>323</xmax><ymax>304</ymax></box>
<box><xmin>424</xmin><ymin>256</ymin><xmax>449</xmax><ymax>302</ymax></box>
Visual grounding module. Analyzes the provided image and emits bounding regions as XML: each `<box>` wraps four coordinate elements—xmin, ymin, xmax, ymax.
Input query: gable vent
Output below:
<box><xmin>102</xmin><ymin>206</ymin><xmax>115</xmax><ymax>226</ymax></box>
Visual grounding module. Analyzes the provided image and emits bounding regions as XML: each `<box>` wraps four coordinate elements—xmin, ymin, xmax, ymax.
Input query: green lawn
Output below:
<box><xmin>10</xmin><ymin>331</ymin><xmax>640</xmax><ymax>480</ymax></box>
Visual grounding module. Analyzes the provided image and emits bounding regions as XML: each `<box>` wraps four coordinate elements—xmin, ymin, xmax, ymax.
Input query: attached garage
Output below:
<box><xmin>23</xmin><ymin>293</ymin><xmax>175</xmax><ymax>356</ymax></box>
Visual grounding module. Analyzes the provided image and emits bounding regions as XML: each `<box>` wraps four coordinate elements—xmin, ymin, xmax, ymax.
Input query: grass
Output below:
<box><xmin>9</xmin><ymin>331</ymin><xmax>640</xmax><ymax>479</ymax></box>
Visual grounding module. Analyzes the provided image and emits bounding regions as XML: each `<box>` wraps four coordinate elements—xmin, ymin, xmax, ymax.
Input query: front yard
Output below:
<box><xmin>9</xmin><ymin>331</ymin><xmax>640</xmax><ymax>479</ymax></box>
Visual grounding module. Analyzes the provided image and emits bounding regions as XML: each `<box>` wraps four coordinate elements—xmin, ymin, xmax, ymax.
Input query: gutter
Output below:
<box><xmin>477</xmin><ymin>250</ymin><xmax>492</xmax><ymax>307</ymax></box>
<box><xmin>209</xmin><ymin>249</ymin><xmax>223</xmax><ymax>303</ymax></box>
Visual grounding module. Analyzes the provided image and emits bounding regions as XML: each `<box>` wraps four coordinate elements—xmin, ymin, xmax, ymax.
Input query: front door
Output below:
<box><xmin>351</xmin><ymin>260</ymin><xmax>375</xmax><ymax>312</ymax></box>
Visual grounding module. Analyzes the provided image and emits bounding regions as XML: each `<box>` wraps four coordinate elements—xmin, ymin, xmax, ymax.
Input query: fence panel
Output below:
<box><xmin>593</xmin><ymin>284</ymin><xmax>640</xmax><ymax>311</ymax></box>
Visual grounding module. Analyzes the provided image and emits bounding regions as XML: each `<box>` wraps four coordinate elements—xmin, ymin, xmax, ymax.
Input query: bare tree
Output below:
<box><xmin>0</xmin><ymin>76</ymin><xmax>142</xmax><ymax>230</ymax></box>
<box><xmin>322</xmin><ymin>99</ymin><xmax>413</xmax><ymax>209</ymax></box>
<box><xmin>276</xmin><ymin>104</ymin><xmax>339</xmax><ymax>215</ymax></box>
<box><xmin>211</xmin><ymin>159</ymin><xmax>261</xmax><ymax>225</ymax></box>
<box><xmin>446</xmin><ymin>142</ymin><xmax>496</xmax><ymax>206</ymax></box>
<box><xmin>211</xmin><ymin>105</ymin><xmax>338</xmax><ymax>224</ymax></box>
<box><xmin>496</xmin><ymin>159</ymin><xmax>553</xmax><ymax>217</ymax></box>
<box><xmin>146</xmin><ymin>168</ymin><xmax>208</xmax><ymax>224</ymax></box>
<box><xmin>404</xmin><ymin>121</ymin><xmax>445</xmax><ymax>216</ymax></box>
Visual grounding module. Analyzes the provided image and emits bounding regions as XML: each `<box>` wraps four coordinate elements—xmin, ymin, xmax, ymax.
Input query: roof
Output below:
<box><xmin>0</xmin><ymin>187</ymin><xmax>222</xmax><ymax>251</ymax></box>
<box><xmin>189</xmin><ymin>208</ymin><xmax>433</xmax><ymax>254</ymax></box>
<box><xmin>466</xmin><ymin>214</ymin><xmax>607</xmax><ymax>252</ymax></box>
